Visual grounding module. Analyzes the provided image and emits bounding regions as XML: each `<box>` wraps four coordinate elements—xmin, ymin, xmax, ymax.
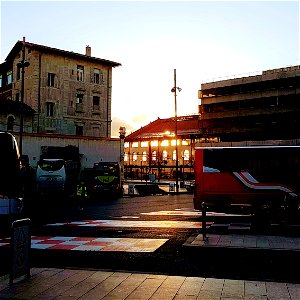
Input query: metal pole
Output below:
<box><xmin>174</xmin><ymin>69</ymin><xmax>179</xmax><ymax>193</ymax></box>
<box><xmin>19</xmin><ymin>37</ymin><xmax>26</xmax><ymax>156</ymax></box>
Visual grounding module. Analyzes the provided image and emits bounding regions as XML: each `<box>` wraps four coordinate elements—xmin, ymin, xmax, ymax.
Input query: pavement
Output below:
<box><xmin>0</xmin><ymin>233</ymin><xmax>299</xmax><ymax>299</ymax></box>
<box><xmin>0</xmin><ymin>267</ymin><xmax>299</xmax><ymax>300</ymax></box>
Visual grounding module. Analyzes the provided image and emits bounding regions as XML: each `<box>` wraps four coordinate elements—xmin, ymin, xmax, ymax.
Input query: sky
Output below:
<box><xmin>1</xmin><ymin>0</ymin><xmax>299</xmax><ymax>137</ymax></box>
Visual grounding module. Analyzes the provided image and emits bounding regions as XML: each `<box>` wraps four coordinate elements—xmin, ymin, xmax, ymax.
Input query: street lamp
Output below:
<box><xmin>17</xmin><ymin>37</ymin><xmax>30</xmax><ymax>156</ymax></box>
<box><xmin>119</xmin><ymin>126</ymin><xmax>126</xmax><ymax>162</ymax></box>
<box><xmin>171</xmin><ymin>69</ymin><xmax>182</xmax><ymax>193</ymax></box>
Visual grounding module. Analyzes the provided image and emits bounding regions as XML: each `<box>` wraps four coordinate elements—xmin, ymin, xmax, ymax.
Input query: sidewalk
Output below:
<box><xmin>0</xmin><ymin>267</ymin><xmax>299</xmax><ymax>299</ymax></box>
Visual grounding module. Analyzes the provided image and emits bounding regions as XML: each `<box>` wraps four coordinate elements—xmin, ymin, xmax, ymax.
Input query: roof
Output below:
<box><xmin>0</xmin><ymin>100</ymin><xmax>35</xmax><ymax>115</ymax></box>
<box><xmin>5</xmin><ymin>41</ymin><xmax>121</xmax><ymax>67</ymax></box>
<box><xmin>125</xmin><ymin>115</ymin><xmax>201</xmax><ymax>141</ymax></box>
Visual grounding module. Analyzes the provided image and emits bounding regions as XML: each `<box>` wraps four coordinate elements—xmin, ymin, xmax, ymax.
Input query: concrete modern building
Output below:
<box><xmin>0</xmin><ymin>40</ymin><xmax>121</xmax><ymax>137</ymax></box>
<box><xmin>198</xmin><ymin>65</ymin><xmax>300</xmax><ymax>142</ymax></box>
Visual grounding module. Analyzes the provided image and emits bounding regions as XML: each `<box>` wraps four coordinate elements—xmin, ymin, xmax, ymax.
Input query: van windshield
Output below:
<box><xmin>38</xmin><ymin>160</ymin><xmax>64</xmax><ymax>171</ymax></box>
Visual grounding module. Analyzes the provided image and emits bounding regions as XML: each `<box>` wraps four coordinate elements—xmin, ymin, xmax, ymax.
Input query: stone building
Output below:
<box><xmin>0</xmin><ymin>40</ymin><xmax>121</xmax><ymax>137</ymax></box>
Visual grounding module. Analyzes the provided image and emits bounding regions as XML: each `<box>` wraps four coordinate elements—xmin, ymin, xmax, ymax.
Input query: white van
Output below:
<box><xmin>36</xmin><ymin>159</ymin><xmax>66</xmax><ymax>193</ymax></box>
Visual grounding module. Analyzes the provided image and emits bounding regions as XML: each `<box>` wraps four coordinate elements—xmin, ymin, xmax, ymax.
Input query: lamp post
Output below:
<box><xmin>171</xmin><ymin>69</ymin><xmax>182</xmax><ymax>193</ymax></box>
<box><xmin>17</xmin><ymin>37</ymin><xmax>30</xmax><ymax>156</ymax></box>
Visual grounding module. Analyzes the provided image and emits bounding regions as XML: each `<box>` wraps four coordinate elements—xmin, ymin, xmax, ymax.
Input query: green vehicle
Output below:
<box><xmin>92</xmin><ymin>162</ymin><xmax>123</xmax><ymax>199</ymax></box>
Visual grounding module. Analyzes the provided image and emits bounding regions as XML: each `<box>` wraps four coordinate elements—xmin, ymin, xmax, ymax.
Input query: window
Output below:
<box><xmin>46</xmin><ymin>102</ymin><xmax>54</xmax><ymax>117</ymax></box>
<box><xmin>172</xmin><ymin>150</ymin><xmax>177</xmax><ymax>161</ymax></box>
<box><xmin>76</xmin><ymin>125</ymin><xmax>83</xmax><ymax>136</ymax></box>
<box><xmin>152</xmin><ymin>151</ymin><xmax>157</xmax><ymax>161</ymax></box>
<box><xmin>48</xmin><ymin>73</ymin><xmax>55</xmax><ymax>87</ymax></box>
<box><xmin>151</xmin><ymin>140</ymin><xmax>158</xmax><ymax>147</ymax></box>
<box><xmin>141</xmin><ymin>141</ymin><xmax>148</xmax><ymax>147</ymax></box>
<box><xmin>142</xmin><ymin>151</ymin><xmax>147</xmax><ymax>162</ymax></box>
<box><xmin>7</xmin><ymin>70</ymin><xmax>12</xmax><ymax>85</ymax></box>
<box><xmin>124</xmin><ymin>142</ymin><xmax>129</xmax><ymax>148</ymax></box>
<box><xmin>124</xmin><ymin>153</ymin><xmax>128</xmax><ymax>162</ymax></box>
<box><xmin>162</xmin><ymin>150</ymin><xmax>168</xmax><ymax>161</ymax></box>
<box><xmin>133</xmin><ymin>152</ymin><xmax>137</xmax><ymax>162</ymax></box>
<box><xmin>94</xmin><ymin>68</ymin><xmax>100</xmax><ymax>84</ymax></box>
<box><xmin>7</xmin><ymin>116</ymin><xmax>14</xmax><ymax>131</ymax></box>
<box><xmin>93</xmin><ymin>96</ymin><xmax>100</xmax><ymax>110</ymax></box>
<box><xmin>77</xmin><ymin>65</ymin><xmax>84</xmax><ymax>81</ymax></box>
<box><xmin>76</xmin><ymin>94</ymin><xmax>84</xmax><ymax>112</ymax></box>
<box><xmin>161</xmin><ymin>140</ymin><xmax>169</xmax><ymax>146</ymax></box>
<box><xmin>182</xmin><ymin>140</ymin><xmax>189</xmax><ymax>146</ymax></box>
<box><xmin>76</xmin><ymin>94</ymin><xmax>83</xmax><ymax>104</ymax></box>
<box><xmin>183</xmin><ymin>150</ymin><xmax>189</xmax><ymax>161</ymax></box>
<box><xmin>171</xmin><ymin>139</ymin><xmax>180</xmax><ymax>146</ymax></box>
<box><xmin>0</xmin><ymin>74</ymin><xmax>2</xmax><ymax>87</ymax></box>
<box><xmin>132</xmin><ymin>142</ymin><xmax>138</xmax><ymax>148</ymax></box>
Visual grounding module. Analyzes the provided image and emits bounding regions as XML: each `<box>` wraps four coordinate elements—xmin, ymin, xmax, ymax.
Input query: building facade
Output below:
<box><xmin>198</xmin><ymin>65</ymin><xmax>300</xmax><ymax>142</ymax></box>
<box><xmin>0</xmin><ymin>40</ymin><xmax>121</xmax><ymax>137</ymax></box>
<box><xmin>124</xmin><ymin>116</ymin><xmax>202</xmax><ymax>180</ymax></box>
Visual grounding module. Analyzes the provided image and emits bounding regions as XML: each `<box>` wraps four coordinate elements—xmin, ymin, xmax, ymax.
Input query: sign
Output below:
<box><xmin>169</xmin><ymin>182</ymin><xmax>175</xmax><ymax>192</ymax></box>
<box><xmin>10</xmin><ymin>218</ymin><xmax>31</xmax><ymax>284</ymax></box>
<box><xmin>128</xmin><ymin>184</ymin><xmax>135</xmax><ymax>195</ymax></box>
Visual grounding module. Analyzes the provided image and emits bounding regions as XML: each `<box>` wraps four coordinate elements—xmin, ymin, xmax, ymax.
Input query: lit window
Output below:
<box><xmin>132</xmin><ymin>142</ymin><xmax>139</xmax><ymax>148</ymax></box>
<box><xmin>0</xmin><ymin>74</ymin><xmax>2</xmax><ymax>87</ymax></box>
<box><xmin>182</xmin><ymin>140</ymin><xmax>189</xmax><ymax>146</ymax></box>
<box><xmin>161</xmin><ymin>140</ymin><xmax>169</xmax><ymax>146</ymax></box>
<box><xmin>124</xmin><ymin>142</ymin><xmax>129</xmax><ymax>148</ymax></box>
<box><xmin>77</xmin><ymin>65</ymin><xmax>84</xmax><ymax>81</ymax></box>
<box><xmin>183</xmin><ymin>150</ymin><xmax>189</xmax><ymax>161</ymax></box>
<box><xmin>124</xmin><ymin>153</ymin><xmax>128</xmax><ymax>162</ymax></box>
<box><xmin>133</xmin><ymin>152</ymin><xmax>137</xmax><ymax>161</ymax></box>
<box><xmin>172</xmin><ymin>150</ymin><xmax>177</xmax><ymax>161</ymax></box>
<box><xmin>46</xmin><ymin>102</ymin><xmax>54</xmax><ymax>117</ymax></box>
<box><xmin>48</xmin><ymin>73</ymin><xmax>55</xmax><ymax>87</ymax></box>
<box><xmin>162</xmin><ymin>150</ymin><xmax>168</xmax><ymax>161</ymax></box>
<box><xmin>151</xmin><ymin>140</ymin><xmax>158</xmax><ymax>147</ymax></box>
<box><xmin>152</xmin><ymin>151</ymin><xmax>157</xmax><ymax>161</ymax></box>
<box><xmin>141</xmin><ymin>141</ymin><xmax>149</xmax><ymax>147</ymax></box>
<box><xmin>142</xmin><ymin>151</ymin><xmax>147</xmax><ymax>162</ymax></box>
<box><xmin>171</xmin><ymin>139</ymin><xmax>180</xmax><ymax>146</ymax></box>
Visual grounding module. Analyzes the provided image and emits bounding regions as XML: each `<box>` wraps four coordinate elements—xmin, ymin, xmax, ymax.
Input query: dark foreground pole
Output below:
<box><xmin>10</xmin><ymin>218</ymin><xmax>31</xmax><ymax>284</ymax></box>
<box><xmin>201</xmin><ymin>202</ymin><xmax>207</xmax><ymax>241</ymax></box>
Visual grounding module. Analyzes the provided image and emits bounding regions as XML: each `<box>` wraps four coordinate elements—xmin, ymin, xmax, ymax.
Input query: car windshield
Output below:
<box><xmin>38</xmin><ymin>160</ymin><xmax>64</xmax><ymax>171</ymax></box>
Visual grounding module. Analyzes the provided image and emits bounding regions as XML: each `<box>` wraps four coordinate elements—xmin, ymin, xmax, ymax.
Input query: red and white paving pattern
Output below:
<box><xmin>0</xmin><ymin>236</ymin><xmax>168</xmax><ymax>252</ymax></box>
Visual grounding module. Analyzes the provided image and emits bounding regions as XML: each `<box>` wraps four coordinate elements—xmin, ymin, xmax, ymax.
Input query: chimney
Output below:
<box><xmin>86</xmin><ymin>45</ymin><xmax>91</xmax><ymax>57</ymax></box>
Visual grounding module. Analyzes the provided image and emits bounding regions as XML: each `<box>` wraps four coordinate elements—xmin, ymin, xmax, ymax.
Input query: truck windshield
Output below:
<box><xmin>38</xmin><ymin>160</ymin><xmax>65</xmax><ymax>171</ymax></box>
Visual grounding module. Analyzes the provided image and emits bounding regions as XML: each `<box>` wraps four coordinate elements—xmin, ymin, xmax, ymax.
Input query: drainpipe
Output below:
<box><xmin>37</xmin><ymin>53</ymin><xmax>41</xmax><ymax>133</ymax></box>
<box><xmin>106</xmin><ymin>68</ymin><xmax>110</xmax><ymax>137</ymax></box>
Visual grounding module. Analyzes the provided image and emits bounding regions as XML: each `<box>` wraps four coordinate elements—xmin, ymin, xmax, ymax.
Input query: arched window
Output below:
<box><xmin>172</xmin><ymin>150</ymin><xmax>177</xmax><ymax>161</ymax></box>
<box><xmin>162</xmin><ymin>150</ymin><xmax>168</xmax><ymax>161</ymax></box>
<box><xmin>142</xmin><ymin>151</ymin><xmax>147</xmax><ymax>162</ymax></box>
<box><xmin>183</xmin><ymin>150</ymin><xmax>189</xmax><ymax>161</ymax></box>
<box><xmin>7</xmin><ymin>116</ymin><xmax>14</xmax><ymax>131</ymax></box>
<box><xmin>152</xmin><ymin>151</ymin><xmax>157</xmax><ymax>161</ymax></box>
<box><xmin>133</xmin><ymin>152</ymin><xmax>137</xmax><ymax>162</ymax></box>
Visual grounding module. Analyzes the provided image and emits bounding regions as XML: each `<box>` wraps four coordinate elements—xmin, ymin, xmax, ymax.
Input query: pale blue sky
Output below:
<box><xmin>1</xmin><ymin>1</ymin><xmax>299</xmax><ymax>136</ymax></box>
